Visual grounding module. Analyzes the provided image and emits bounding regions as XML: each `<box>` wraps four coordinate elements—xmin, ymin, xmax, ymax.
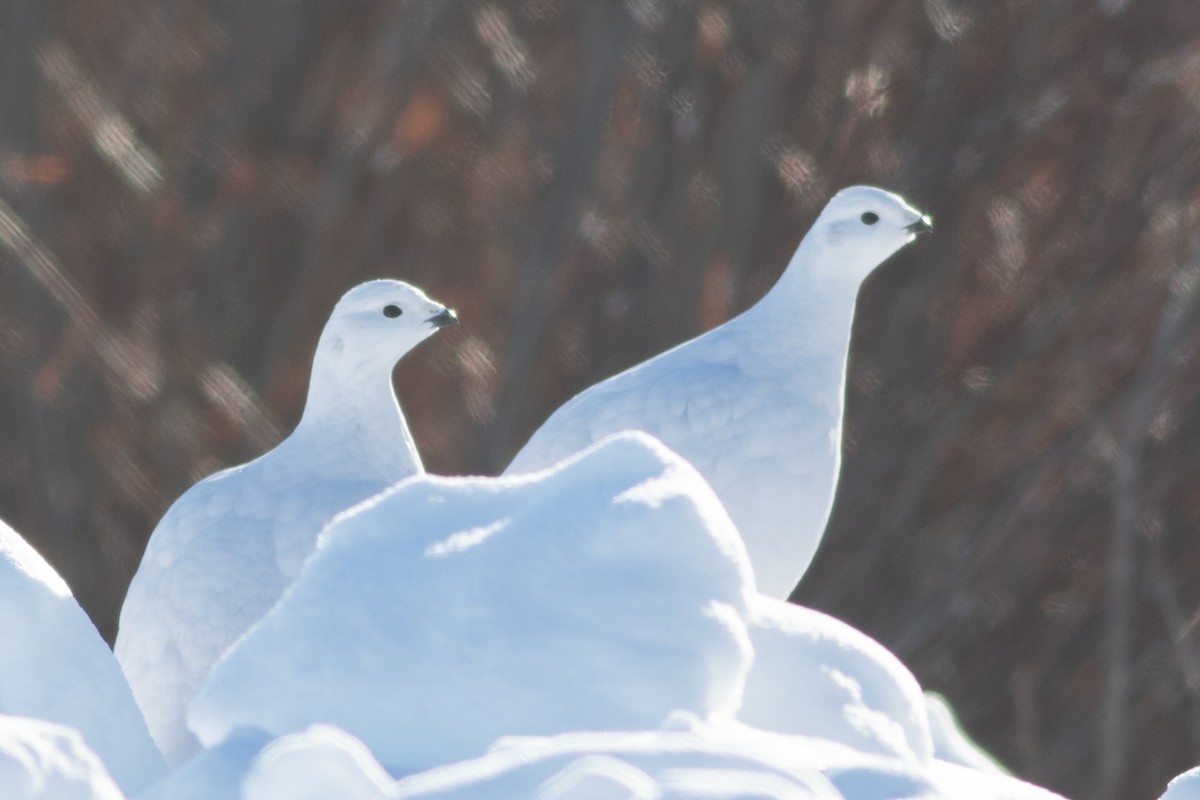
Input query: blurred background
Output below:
<box><xmin>0</xmin><ymin>1</ymin><xmax>1198</xmax><ymax>797</ymax></box>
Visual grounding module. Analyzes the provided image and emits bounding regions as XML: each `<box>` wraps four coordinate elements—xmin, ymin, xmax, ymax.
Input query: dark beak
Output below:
<box><xmin>905</xmin><ymin>215</ymin><xmax>933</xmax><ymax>235</ymax></box>
<box><xmin>427</xmin><ymin>308</ymin><xmax>458</xmax><ymax>328</ymax></box>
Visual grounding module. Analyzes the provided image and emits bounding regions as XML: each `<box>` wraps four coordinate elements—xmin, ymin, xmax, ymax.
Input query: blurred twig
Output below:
<box><xmin>1145</xmin><ymin>534</ymin><xmax>1200</xmax><ymax>739</ymax></box>
<box><xmin>0</xmin><ymin>192</ymin><xmax>279</xmax><ymax>446</ymax></box>
<box><xmin>1099</xmin><ymin>234</ymin><xmax>1200</xmax><ymax>799</ymax></box>
<box><xmin>37</xmin><ymin>40</ymin><xmax>163</xmax><ymax>195</ymax></box>
<box><xmin>483</xmin><ymin>2</ymin><xmax>631</xmax><ymax>470</ymax></box>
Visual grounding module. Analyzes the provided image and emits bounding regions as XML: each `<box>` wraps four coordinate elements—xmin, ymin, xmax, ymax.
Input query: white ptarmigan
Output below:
<box><xmin>115</xmin><ymin>279</ymin><xmax>457</xmax><ymax>766</ymax></box>
<box><xmin>0</xmin><ymin>520</ymin><xmax>165</xmax><ymax>795</ymax></box>
<box><xmin>505</xmin><ymin>186</ymin><xmax>931</xmax><ymax>597</ymax></box>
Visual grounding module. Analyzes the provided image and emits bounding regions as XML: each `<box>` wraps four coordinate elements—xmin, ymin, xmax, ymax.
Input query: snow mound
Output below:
<box><xmin>927</xmin><ymin>760</ymin><xmax>1066</xmax><ymax>799</ymax></box>
<box><xmin>1161</xmin><ymin>767</ymin><xmax>1200</xmax><ymax>800</ymax></box>
<box><xmin>0</xmin><ymin>716</ymin><xmax>123</xmax><ymax>800</ymax></box>
<box><xmin>189</xmin><ymin>431</ymin><xmax>756</xmax><ymax>774</ymax></box>
<box><xmin>924</xmin><ymin>692</ymin><xmax>1007</xmax><ymax>774</ymax></box>
<box><xmin>388</xmin><ymin>713</ymin><xmax>1067</xmax><ymax>800</ymax></box>
<box><xmin>506</xmin><ymin>186</ymin><xmax>931</xmax><ymax>598</ymax></box>
<box><xmin>0</xmin><ymin>521</ymin><xmax>165</xmax><ymax>795</ymax></box>
<box><xmin>242</xmin><ymin>725</ymin><xmax>392</xmax><ymax>800</ymax></box>
<box><xmin>136</xmin><ymin>727</ymin><xmax>271</xmax><ymax>800</ymax></box>
<box><xmin>738</xmin><ymin>596</ymin><xmax>933</xmax><ymax>765</ymax></box>
<box><xmin>390</xmin><ymin>716</ymin><xmax>844</xmax><ymax>799</ymax></box>
<box><xmin>147</xmin><ymin>702</ymin><xmax>1066</xmax><ymax>799</ymax></box>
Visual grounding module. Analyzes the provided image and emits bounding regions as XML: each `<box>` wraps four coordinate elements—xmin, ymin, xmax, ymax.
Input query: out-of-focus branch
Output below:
<box><xmin>482</xmin><ymin>2</ymin><xmax>631</xmax><ymax>470</ymax></box>
<box><xmin>1100</xmin><ymin>233</ymin><xmax>1200</xmax><ymax>800</ymax></box>
<box><xmin>0</xmin><ymin>193</ymin><xmax>279</xmax><ymax>448</ymax></box>
<box><xmin>37</xmin><ymin>40</ymin><xmax>163</xmax><ymax>195</ymax></box>
<box><xmin>1145</xmin><ymin>533</ymin><xmax>1200</xmax><ymax>740</ymax></box>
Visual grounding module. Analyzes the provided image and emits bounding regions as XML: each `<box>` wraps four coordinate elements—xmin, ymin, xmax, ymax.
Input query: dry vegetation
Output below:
<box><xmin>0</xmin><ymin>2</ymin><xmax>1198</xmax><ymax>798</ymax></box>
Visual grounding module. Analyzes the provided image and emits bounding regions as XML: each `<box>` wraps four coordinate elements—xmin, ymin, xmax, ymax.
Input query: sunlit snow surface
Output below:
<box><xmin>1161</xmin><ymin>767</ymin><xmax>1200</xmax><ymax>800</ymax></box>
<box><xmin>144</xmin><ymin>715</ymin><xmax>1066</xmax><ymax>800</ymax></box>
<box><xmin>0</xmin><ymin>716</ymin><xmax>124</xmax><ymax>800</ymax></box>
<box><xmin>169</xmin><ymin>430</ymin><xmax>1067</xmax><ymax>799</ymax></box>
<box><xmin>739</xmin><ymin>595</ymin><xmax>932</xmax><ymax>765</ymax></box>
<box><xmin>0</xmin><ymin>521</ymin><xmax>165</xmax><ymax>795</ymax></box>
<box><xmin>141</xmin><ymin>725</ymin><xmax>391</xmax><ymax>800</ymax></box>
<box><xmin>190</xmin><ymin>431</ymin><xmax>756</xmax><ymax>774</ymax></box>
<box><xmin>391</xmin><ymin>715</ymin><xmax>1066</xmax><ymax>800</ymax></box>
<box><xmin>0</xmin><ymin>422</ymin><xmax>1068</xmax><ymax>800</ymax></box>
<box><xmin>924</xmin><ymin>692</ymin><xmax>1008</xmax><ymax>774</ymax></box>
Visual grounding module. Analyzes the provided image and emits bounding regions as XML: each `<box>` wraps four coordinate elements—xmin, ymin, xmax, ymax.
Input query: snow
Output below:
<box><xmin>389</xmin><ymin>717</ymin><xmax>846</xmax><ymax>798</ymax></box>
<box><xmin>924</xmin><ymin>692</ymin><xmax>1008</xmax><ymax>774</ymax></box>
<box><xmin>136</xmin><ymin>728</ymin><xmax>271</xmax><ymax>800</ymax></box>
<box><xmin>172</xmin><ymin>424</ymin><xmax>1066</xmax><ymax>799</ymax></box>
<box><xmin>241</xmin><ymin>726</ymin><xmax>393</xmax><ymax>800</ymax></box>
<box><xmin>927</xmin><ymin>760</ymin><xmax>1065</xmax><ymax>800</ymax></box>
<box><xmin>139</xmin><ymin>725</ymin><xmax>392</xmax><ymax>800</ymax></box>
<box><xmin>0</xmin><ymin>521</ymin><xmax>165</xmax><ymax>796</ymax></box>
<box><xmin>115</xmin><ymin>279</ymin><xmax>456</xmax><ymax>765</ymax></box>
<box><xmin>738</xmin><ymin>595</ymin><xmax>932</xmax><ymax>765</ymax></box>
<box><xmin>188</xmin><ymin>431</ymin><xmax>756</xmax><ymax>775</ymax></box>
<box><xmin>137</xmin><ymin>717</ymin><xmax>1066</xmax><ymax>800</ymax></box>
<box><xmin>390</xmin><ymin>714</ymin><xmax>1062</xmax><ymax>800</ymax></box>
<box><xmin>0</xmin><ymin>715</ymin><xmax>124</xmax><ymax>800</ymax></box>
<box><xmin>1160</xmin><ymin>767</ymin><xmax>1200</xmax><ymax>800</ymax></box>
<box><xmin>504</xmin><ymin>186</ymin><xmax>932</xmax><ymax>598</ymax></box>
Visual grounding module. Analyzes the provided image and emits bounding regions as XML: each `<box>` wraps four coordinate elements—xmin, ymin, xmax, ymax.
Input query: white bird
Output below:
<box><xmin>115</xmin><ymin>278</ymin><xmax>457</xmax><ymax>766</ymax></box>
<box><xmin>505</xmin><ymin>186</ymin><xmax>931</xmax><ymax>597</ymax></box>
<box><xmin>739</xmin><ymin>599</ymin><xmax>1065</xmax><ymax>799</ymax></box>
<box><xmin>0</xmin><ymin>521</ymin><xmax>165</xmax><ymax>795</ymax></box>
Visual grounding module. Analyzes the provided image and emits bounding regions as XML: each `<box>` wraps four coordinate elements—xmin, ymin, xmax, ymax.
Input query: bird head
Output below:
<box><xmin>806</xmin><ymin>185</ymin><xmax>931</xmax><ymax>285</ymax></box>
<box><xmin>320</xmin><ymin>279</ymin><xmax>458</xmax><ymax>367</ymax></box>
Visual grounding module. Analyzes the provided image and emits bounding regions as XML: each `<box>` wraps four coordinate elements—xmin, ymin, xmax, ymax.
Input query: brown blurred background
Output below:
<box><xmin>1</xmin><ymin>1</ymin><xmax>1199</xmax><ymax>797</ymax></box>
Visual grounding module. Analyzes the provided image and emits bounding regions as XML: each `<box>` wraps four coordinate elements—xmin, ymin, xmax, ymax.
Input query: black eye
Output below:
<box><xmin>383</xmin><ymin>304</ymin><xmax>402</xmax><ymax>318</ymax></box>
<box><xmin>861</xmin><ymin>212</ymin><xmax>880</xmax><ymax>225</ymax></box>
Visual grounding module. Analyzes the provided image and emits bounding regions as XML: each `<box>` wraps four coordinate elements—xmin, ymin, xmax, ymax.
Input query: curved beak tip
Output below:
<box><xmin>906</xmin><ymin>215</ymin><xmax>934</xmax><ymax>235</ymax></box>
<box><xmin>428</xmin><ymin>308</ymin><xmax>459</xmax><ymax>328</ymax></box>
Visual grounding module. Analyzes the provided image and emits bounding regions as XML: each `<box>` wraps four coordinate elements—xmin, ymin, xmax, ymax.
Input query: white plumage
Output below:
<box><xmin>115</xmin><ymin>279</ymin><xmax>457</xmax><ymax>766</ymax></box>
<box><xmin>505</xmin><ymin>186</ymin><xmax>931</xmax><ymax>597</ymax></box>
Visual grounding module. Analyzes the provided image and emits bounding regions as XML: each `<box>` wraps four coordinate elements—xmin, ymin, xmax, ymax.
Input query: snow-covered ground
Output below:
<box><xmin>0</xmin><ymin>430</ymin><xmax>1090</xmax><ymax>799</ymax></box>
<box><xmin>1161</xmin><ymin>768</ymin><xmax>1200</xmax><ymax>800</ymax></box>
<box><xmin>189</xmin><ymin>432</ymin><xmax>754</xmax><ymax>774</ymax></box>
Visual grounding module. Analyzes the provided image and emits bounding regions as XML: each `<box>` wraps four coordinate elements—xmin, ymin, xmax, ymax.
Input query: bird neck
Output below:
<box><xmin>291</xmin><ymin>344</ymin><xmax>423</xmax><ymax>481</ymax></box>
<box><xmin>748</xmin><ymin>237</ymin><xmax>863</xmax><ymax>358</ymax></box>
